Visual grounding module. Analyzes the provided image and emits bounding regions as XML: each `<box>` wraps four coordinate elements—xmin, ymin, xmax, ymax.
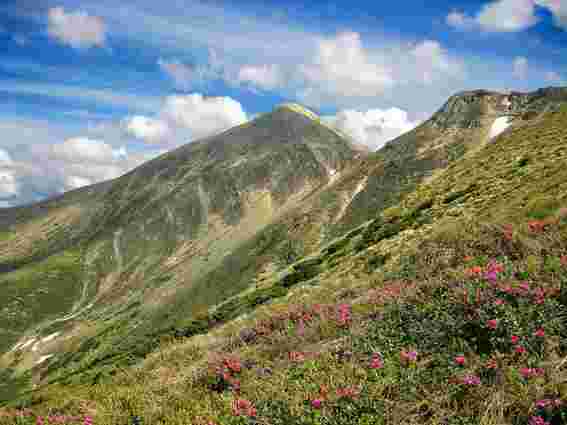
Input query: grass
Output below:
<box><xmin>2</xmin><ymin>106</ymin><xmax>567</xmax><ymax>424</ymax></box>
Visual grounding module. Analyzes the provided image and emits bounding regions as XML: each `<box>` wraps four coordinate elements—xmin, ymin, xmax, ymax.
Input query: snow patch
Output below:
<box><xmin>489</xmin><ymin>116</ymin><xmax>511</xmax><ymax>140</ymax></box>
<box><xmin>35</xmin><ymin>354</ymin><xmax>54</xmax><ymax>365</ymax></box>
<box><xmin>335</xmin><ymin>176</ymin><xmax>368</xmax><ymax>222</ymax></box>
<box><xmin>41</xmin><ymin>332</ymin><xmax>61</xmax><ymax>344</ymax></box>
<box><xmin>19</xmin><ymin>338</ymin><xmax>37</xmax><ymax>350</ymax></box>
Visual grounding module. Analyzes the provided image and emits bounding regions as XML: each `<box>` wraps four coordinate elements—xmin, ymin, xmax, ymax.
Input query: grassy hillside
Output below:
<box><xmin>1</xmin><ymin>105</ymin><xmax>566</xmax><ymax>425</ymax></box>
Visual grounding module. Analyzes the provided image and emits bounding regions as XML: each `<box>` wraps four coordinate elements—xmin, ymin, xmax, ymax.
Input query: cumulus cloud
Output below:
<box><xmin>272</xmin><ymin>31</ymin><xmax>464</xmax><ymax>109</ymax></box>
<box><xmin>0</xmin><ymin>149</ymin><xmax>17</xmax><ymax>200</ymax></box>
<box><xmin>512</xmin><ymin>56</ymin><xmax>529</xmax><ymax>79</ymax></box>
<box><xmin>161</xmin><ymin>93</ymin><xmax>247</xmax><ymax>140</ymax></box>
<box><xmin>47</xmin><ymin>6</ymin><xmax>107</xmax><ymax>48</ymax></box>
<box><xmin>124</xmin><ymin>116</ymin><xmax>170</xmax><ymax>143</ymax></box>
<box><xmin>477</xmin><ymin>0</ymin><xmax>539</xmax><ymax>32</ymax></box>
<box><xmin>447</xmin><ymin>0</ymin><xmax>567</xmax><ymax>32</ymax></box>
<box><xmin>237</xmin><ymin>64</ymin><xmax>284</xmax><ymax>91</ymax></box>
<box><xmin>298</xmin><ymin>31</ymin><xmax>394</xmax><ymax>100</ymax></box>
<box><xmin>66</xmin><ymin>175</ymin><xmax>92</xmax><ymax>190</ymax></box>
<box><xmin>49</xmin><ymin>137</ymin><xmax>115</xmax><ymax>163</ymax></box>
<box><xmin>411</xmin><ymin>40</ymin><xmax>463</xmax><ymax>84</ymax></box>
<box><xmin>322</xmin><ymin>107</ymin><xmax>421</xmax><ymax>151</ymax></box>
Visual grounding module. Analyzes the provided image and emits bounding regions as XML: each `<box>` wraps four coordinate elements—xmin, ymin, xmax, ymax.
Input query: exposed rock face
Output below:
<box><xmin>428</xmin><ymin>87</ymin><xmax>567</xmax><ymax>130</ymax></box>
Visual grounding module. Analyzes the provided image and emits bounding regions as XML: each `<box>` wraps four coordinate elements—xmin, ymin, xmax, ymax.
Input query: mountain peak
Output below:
<box><xmin>274</xmin><ymin>103</ymin><xmax>319</xmax><ymax>121</ymax></box>
<box><xmin>428</xmin><ymin>86</ymin><xmax>567</xmax><ymax>130</ymax></box>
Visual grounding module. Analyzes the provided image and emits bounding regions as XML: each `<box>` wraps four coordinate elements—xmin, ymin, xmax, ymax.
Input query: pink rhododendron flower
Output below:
<box><xmin>311</xmin><ymin>399</ymin><xmax>323</xmax><ymax>409</ymax></box>
<box><xmin>370</xmin><ymin>354</ymin><xmax>383</xmax><ymax>369</ymax></box>
<box><xmin>462</xmin><ymin>375</ymin><xmax>481</xmax><ymax>385</ymax></box>
<box><xmin>534</xmin><ymin>328</ymin><xmax>545</xmax><ymax>337</ymax></box>
<box><xmin>454</xmin><ymin>355</ymin><xmax>466</xmax><ymax>366</ymax></box>
<box><xmin>529</xmin><ymin>416</ymin><xmax>550</xmax><ymax>425</ymax></box>
<box><xmin>511</xmin><ymin>335</ymin><xmax>520</xmax><ymax>344</ymax></box>
<box><xmin>487</xmin><ymin>319</ymin><xmax>498</xmax><ymax>330</ymax></box>
<box><xmin>337</xmin><ymin>304</ymin><xmax>352</xmax><ymax>326</ymax></box>
<box><xmin>336</xmin><ymin>386</ymin><xmax>361</xmax><ymax>400</ymax></box>
<box><xmin>400</xmin><ymin>350</ymin><xmax>417</xmax><ymax>363</ymax></box>
<box><xmin>515</xmin><ymin>345</ymin><xmax>527</xmax><ymax>354</ymax></box>
<box><xmin>494</xmin><ymin>299</ymin><xmax>506</xmax><ymax>306</ymax></box>
<box><xmin>232</xmin><ymin>399</ymin><xmax>256</xmax><ymax>417</ymax></box>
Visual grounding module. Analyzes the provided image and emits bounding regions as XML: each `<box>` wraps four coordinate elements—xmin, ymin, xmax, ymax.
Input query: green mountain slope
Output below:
<box><xmin>1</xmin><ymin>89</ymin><xmax>567</xmax><ymax>425</ymax></box>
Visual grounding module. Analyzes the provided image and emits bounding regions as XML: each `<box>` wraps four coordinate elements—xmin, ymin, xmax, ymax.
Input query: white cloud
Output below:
<box><xmin>158</xmin><ymin>51</ymin><xmax>225</xmax><ymax>90</ymax></box>
<box><xmin>47</xmin><ymin>6</ymin><xmax>107</xmax><ymax>49</ymax></box>
<box><xmin>0</xmin><ymin>81</ymin><xmax>161</xmax><ymax>114</ymax></box>
<box><xmin>513</xmin><ymin>56</ymin><xmax>529</xmax><ymax>79</ymax></box>
<box><xmin>161</xmin><ymin>93</ymin><xmax>247</xmax><ymax>140</ymax></box>
<box><xmin>65</xmin><ymin>175</ymin><xmax>92</xmax><ymax>190</ymax></box>
<box><xmin>299</xmin><ymin>31</ymin><xmax>394</xmax><ymax>100</ymax></box>
<box><xmin>322</xmin><ymin>107</ymin><xmax>421</xmax><ymax>151</ymax></box>
<box><xmin>446</xmin><ymin>0</ymin><xmax>567</xmax><ymax>32</ymax></box>
<box><xmin>0</xmin><ymin>149</ymin><xmax>13</xmax><ymax>164</ymax></box>
<box><xmin>544</xmin><ymin>70</ymin><xmax>564</xmax><ymax>83</ymax></box>
<box><xmin>446</xmin><ymin>10</ymin><xmax>476</xmax><ymax>30</ymax></box>
<box><xmin>237</xmin><ymin>64</ymin><xmax>284</xmax><ymax>91</ymax></box>
<box><xmin>411</xmin><ymin>40</ymin><xmax>463</xmax><ymax>84</ymax></box>
<box><xmin>50</xmin><ymin>137</ymin><xmax>115</xmax><ymax>163</ymax></box>
<box><xmin>124</xmin><ymin>116</ymin><xmax>170</xmax><ymax>143</ymax></box>
<box><xmin>0</xmin><ymin>171</ymin><xmax>18</xmax><ymax>199</ymax></box>
<box><xmin>477</xmin><ymin>0</ymin><xmax>538</xmax><ymax>32</ymax></box>
<box><xmin>0</xmin><ymin>149</ymin><xmax>18</xmax><ymax>199</ymax></box>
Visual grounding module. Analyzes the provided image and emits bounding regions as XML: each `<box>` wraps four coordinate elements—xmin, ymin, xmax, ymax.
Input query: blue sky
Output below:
<box><xmin>0</xmin><ymin>0</ymin><xmax>565</xmax><ymax>207</ymax></box>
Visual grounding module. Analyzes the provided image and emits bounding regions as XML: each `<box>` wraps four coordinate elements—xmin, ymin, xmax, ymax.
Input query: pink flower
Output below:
<box><xmin>520</xmin><ymin>368</ymin><xmax>532</xmax><ymax>379</ymax></box>
<box><xmin>454</xmin><ymin>355</ymin><xmax>466</xmax><ymax>366</ymax></box>
<box><xmin>494</xmin><ymin>299</ymin><xmax>506</xmax><ymax>306</ymax></box>
<box><xmin>36</xmin><ymin>417</ymin><xmax>44</xmax><ymax>425</ymax></box>
<box><xmin>370</xmin><ymin>354</ymin><xmax>383</xmax><ymax>369</ymax></box>
<box><xmin>487</xmin><ymin>319</ymin><xmax>498</xmax><ymax>330</ymax></box>
<box><xmin>536</xmin><ymin>399</ymin><xmax>552</xmax><ymax>409</ymax></box>
<box><xmin>311</xmin><ymin>399</ymin><xmax>323</xmax><ymax>409</ymax></box>
<box><xmin>515</xmin><ymin>345</ymin><xmax>527</xmax><ymax>354</ymax></box>
<box><xmin>534</xmin><ymin>328</ymin><xmax>545</xmax><ymax>337</ymax></box>
<box><xmin>400</xmin><ymin>350</ymin><xmax>417</xmax><ymax>363</ymax></box>
<box><xmin>511</xmin><ymin>335</ymin><xmax>520</xmax><ymax>344</ymax></box>
<box><xmin>529</xmin><ymin>416</ymin><xmax>550</xmax><ymax>425</ymax></box>
<box><xmin>232</xmin><ymin>399</ymin><xmax>256</xmax><ymax>417</ymax></box>
<box><xmin>337</xmin><ymin>304</ymin><xmax>352</xmax><ymax>326</ymax></box>
<box><xmin>83</xmin><ymin>416</ymin><xmax>93</xmax><ymax>425</ymax></box>
<box><xmin>461</xmin><ymin>375</ymin><xmax>481</xmax><ymax>385</ymax></box>
<box><xmin>336</xmin><ymin>386</ymin><xmax>361</xmax><ymax>400</ymax></box>
<box><xmin>519</xmin><ymin>282</ymin><xmax>531</xmax><ymax>292</ymax></box>
<box><xmin>519</xmin><ymin>367</ymin><xmax>543</xmax><ymax>379</ymax></box>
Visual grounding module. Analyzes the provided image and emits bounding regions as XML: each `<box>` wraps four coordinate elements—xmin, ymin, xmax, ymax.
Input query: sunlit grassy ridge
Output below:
<box><xmin>1</xmin><ymin>106</ymin><xmax>567</xmax><ymax>424</ymax></box>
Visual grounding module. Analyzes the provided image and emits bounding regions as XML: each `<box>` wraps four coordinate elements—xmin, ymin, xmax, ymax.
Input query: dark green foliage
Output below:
<box><xmin>443</xmin><ymin>183</ymin><xmax>478</xmax><ymax>204</ymax></box>
<box><xmin>383</xmin><ymin>255</ymin><xmax>418</xmax><ymax>281</ymax></box>
<box><xmin>366</xmin><ymin>254</ymin><xmax>389</xmax><ymax>273</ymax></box>
<box><xmin>280</xmin><ymin>258</ymin><xmax>322</xmax><ymax>288</ymax></box>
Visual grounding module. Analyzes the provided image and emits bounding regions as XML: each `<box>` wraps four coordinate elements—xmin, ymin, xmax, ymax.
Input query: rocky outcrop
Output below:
<box><xmin>428</xmin><ymin>86</ymin><xmax>567</xmax><ymax>130</ymax></box>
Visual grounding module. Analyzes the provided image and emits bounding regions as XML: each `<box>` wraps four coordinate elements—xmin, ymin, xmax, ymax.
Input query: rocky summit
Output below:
<box><xmin>1</xmin><ymin>87</ymin><xmax>567</xmax><ymax>425</ymax></box>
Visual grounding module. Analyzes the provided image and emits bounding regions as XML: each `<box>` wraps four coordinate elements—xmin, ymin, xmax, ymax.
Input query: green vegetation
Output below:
<box><xmin>2</xmin><ymin>93</ymin><xmax>567</xmax><ymax>425</ymax></box>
